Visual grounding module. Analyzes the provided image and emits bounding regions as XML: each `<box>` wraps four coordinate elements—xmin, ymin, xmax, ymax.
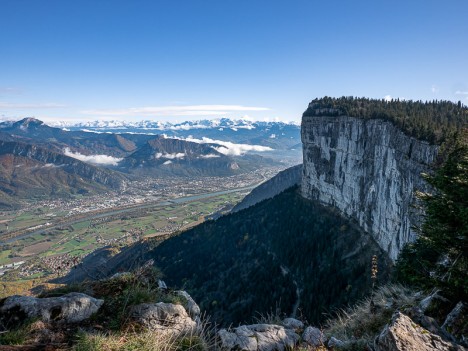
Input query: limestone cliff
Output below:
<box><xmin>301</xmin><ymin>115</ymin><xmax>439</xmax><ymax>260</ymax></box>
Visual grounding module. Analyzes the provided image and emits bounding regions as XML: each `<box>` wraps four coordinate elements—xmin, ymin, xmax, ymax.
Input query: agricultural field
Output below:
<box><xmin>0</xmin><ymin>190</ymin><xmax>247</xmax><ymax>296</ymax></box>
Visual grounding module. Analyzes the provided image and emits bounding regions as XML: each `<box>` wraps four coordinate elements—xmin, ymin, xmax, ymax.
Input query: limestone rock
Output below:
<box><xmin>129</xmin><ymin>302</ymin><xmax>196</xmax><ymax>334</ymax></box>
<box><xmin>302</xmin><ymin>326</ymin><xmax>326</xmax><ymax>347</ymax></box>
<box><xmin>158</xmin><ymin>279</ymin><xmax>168</xmax><ymax>290</ymax></box>
<box><xmin>328</xmin><ymin>336</ymin><xmax>346</xmax><ymax>348</ymax></box>
<box><xmin>406</xmin><ymin>306</ymin><xmax>453</xmax><ymax>340</ymax></box>
<box><xmin>419</xmin><ymin>290</ymin><xmax>449</xmax><ymax>313</ymax></box>
<box><xmin>0</xmin><ymin>293</ymin><xmax>103</xmax><ymax>324</ymax></box>
<box><xmin>176</xmin><ymin>290</ymin><xmax>200</xmax><ymax>319</ymax></box>
<box><xmin>374</xmin><ymin>312</ymin><xmax>463</xmax><ymax>351</ymax></box>
<box><xmin>443</xmin><ymin>302</ymin><xmax>467</xmax><ymax>345</ymax></box>
<box><xmin>301</xmin><ymin>115</ymin><xmax>438</xmax><ymax>260</ymax></box>
<box><xmin>218</xmin><ymin>324</ymin><xmax>300</xmax><ymax>351</ymax></box>
<box><xmin>282</xmin><ymin>317</ymin><xmax>304</xmax><ymax>331</ymax></box>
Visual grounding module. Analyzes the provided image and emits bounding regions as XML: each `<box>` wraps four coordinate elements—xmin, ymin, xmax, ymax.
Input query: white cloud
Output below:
<box><xmin>384</xmin><ymin>95</ymin><xmax>392</xmax><ymax>102</ymax></box>
<box><xmin>431</xmin><ymin>85</ymin><xmax>439</xmax><ymax>93</ymax></box>
<box><xmin>200</xmin><ymin>154</ymin><xmax>221</xmax><ymax>158</ymax></box>
<box><xmin>63</xmin><ymin>148</ymin><xmax>123</xmax><ymax>166</ymax></box>
<box><xmin>168</xmin><ymin>136</ymin><xmax>273</xmax><ymax>156</ymax></box>
<box><xmin>155</xmin><ymin>152</ymin><xmax>185</xmax><ymax>159</ymax></box>
<box><xmin>81</xmin><ymin>105</ymin><xmax>270</xmax><ymax>117</ymax></box>
<box><xmin>162</xmin><ymin>160</ymin><xmax>173</xmax><ymax>165</ymax></box>
<box><xmin>455</xmin><ymin>90</ymin><xmax>468</xmax><ymax>95</ymax></box>
<box><xmin>270</xmin><ymin>134</ymin><xmax>276</xmax><ymax>139</ymax></box>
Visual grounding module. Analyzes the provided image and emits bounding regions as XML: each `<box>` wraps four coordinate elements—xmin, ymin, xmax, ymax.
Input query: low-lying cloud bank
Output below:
<box><xmin>155</xmin><ymin>152</ymin><xmax>185</xmax><ymax>159</ymax></box>
<box><xmin>183</xmin><ymin>136</ymin><xmax>273</xmax><ymax>156</ymax></box>
<box><xmin>63</xmin><ymin>148</ymin><xmax>123</xmax><ymax>166</ymax></box>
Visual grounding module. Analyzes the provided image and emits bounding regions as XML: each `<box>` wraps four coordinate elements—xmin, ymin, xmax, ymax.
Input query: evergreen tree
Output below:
<box><xmin>395</xmin><ymin>139</ymin><xmax>468</xmax><ymax>301</ymax></box>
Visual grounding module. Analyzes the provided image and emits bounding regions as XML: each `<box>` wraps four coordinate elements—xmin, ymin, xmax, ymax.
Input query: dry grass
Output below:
<box><xmin>73</xmin><ymin>317</ymin><xmax>216</xmax><ymax>351</ymax></box>
<box><xmin>324</xmin><ymin>284</ymin><xmax>421</xmax><ymax>345</ymax></box>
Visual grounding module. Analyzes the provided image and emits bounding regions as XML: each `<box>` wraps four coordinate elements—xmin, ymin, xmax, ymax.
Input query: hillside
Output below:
<box><xmin>121</xmin><ymin>136</ymin><xmax>242</xmax><ymax>176</ymax></box>
<box><xmin>0</xmin><ymin>140</ymin><xmax>125</xmax><ymax>208</ymax></box>
<box><xmin>0</xmin><ymin>117</ymin><xmax>155</xmax><ymax>157</ymax></box>
<box><xmin>143</xmin><ymin>186</ymin><xmax>391</xmax><ymax>326</ymax></box>
<box><xmin>231</xmin><ymin>164</ymin><xmax>302</xmax><ymax>212</ymax></box>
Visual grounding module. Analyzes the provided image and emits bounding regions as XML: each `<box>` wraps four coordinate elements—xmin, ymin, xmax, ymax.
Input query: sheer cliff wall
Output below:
<box><xmin>301</xmin><ymin>115</ymin><xmax>439</xmax><ymax>260</ymax></box>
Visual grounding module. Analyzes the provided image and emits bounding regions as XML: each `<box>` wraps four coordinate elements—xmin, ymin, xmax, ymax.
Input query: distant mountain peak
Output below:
<box><xmin>14</xmin><ymin>117</ymin><xmax>44</xmax><ymax>128</ymax></box>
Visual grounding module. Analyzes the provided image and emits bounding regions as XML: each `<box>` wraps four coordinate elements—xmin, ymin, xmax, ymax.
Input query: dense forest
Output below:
<box><xmin>147</xmin><ymin>187</ymin><xmax>391</xmax><ymax>327</ymax></box>
<box><xmin>303</xmin><ymin>96</ymin><xmax>467</xmax><ymax>144</ymax></box>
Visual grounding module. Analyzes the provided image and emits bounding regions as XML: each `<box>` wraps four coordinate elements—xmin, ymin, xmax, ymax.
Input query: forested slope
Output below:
<box><xmin>148</xmin><ymin>186</ymin><xmax>391</xmax><ymax>326</ymax></box>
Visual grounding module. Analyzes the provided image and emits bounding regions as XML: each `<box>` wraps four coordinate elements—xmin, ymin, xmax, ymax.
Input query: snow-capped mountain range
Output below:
<box><xmin>50</xmin><ymin>117</ymin><xmax>299</xmax><ymax>131</ymax></box>
<box><xmin>48</xmin><ymin>117</ymin><xmax>302</xmax><ymax>153</ymax></box>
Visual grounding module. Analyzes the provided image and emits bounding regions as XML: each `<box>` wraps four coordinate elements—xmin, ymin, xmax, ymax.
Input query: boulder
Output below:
<box><xmin>0</xmin><ymin>293</ymin><xmax>103</xmax><ymax>324</ymax></box>
<box><xmin>218</xmin><ymin>324</ymin><xmax>300</xmax><ymax>351</ymax></box>
<box><xmin>302</xmin><ymin>326</ymin><xmax>326</xmax><ymax>347</ymax></box>
<box><xmin>375</xmin><ymin>312</ymin><xmax>463</xmax><ymax>351</ymax></box>
<box><xmin>129</xmin><ymin>302</ymin><xmax>196</xmax><ymax>335</ymax></box>
<box><xmin>328</xmin><ymin>336</ymin><xmax>346</xmax><ymax>348</ymax></box>
<box><xmin>442</xmin><ymin>302</ymin><xmax>467</xmax><ymax>346</ymax></box>
<box><xmin>175</xmin><ymin>290</ymin><xmax>200</xmax><ymax>320</ymax></box>
<box><xmin>282</xmin><ymin>318</ymin><xmax>304</xmax><ymax>331</ymax></box>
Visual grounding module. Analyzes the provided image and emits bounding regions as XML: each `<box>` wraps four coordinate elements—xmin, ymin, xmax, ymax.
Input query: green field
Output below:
<box><xmin>0</xmin><ymin>191</ymin><xmax>246</xmax><ymax>268</ymax></box>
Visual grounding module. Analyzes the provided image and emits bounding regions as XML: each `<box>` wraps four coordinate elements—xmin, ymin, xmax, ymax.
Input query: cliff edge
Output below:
<box><xmin>301</xmin><ymin>114</ymin><xmax>439</xmax><ymax>260</ymax></box>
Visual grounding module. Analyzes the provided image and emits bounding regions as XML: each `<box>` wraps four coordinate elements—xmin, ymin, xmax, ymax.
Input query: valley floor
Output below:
<box><xmin>0</xmin><ymin>166</ymin><xmax>285</xmax><ymax>295</ymax></box>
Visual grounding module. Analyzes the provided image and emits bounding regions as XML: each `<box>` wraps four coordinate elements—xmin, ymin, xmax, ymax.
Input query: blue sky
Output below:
<box><xmin>1</xmin><ymin>0</ymin><xmax>467</xmax><ymax>123</ymax></box>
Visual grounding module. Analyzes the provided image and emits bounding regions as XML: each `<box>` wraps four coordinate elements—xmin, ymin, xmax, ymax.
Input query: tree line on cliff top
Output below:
<box><xmin>303</xmin><ymin>96</ymin><xmax>467</xmax><ymax>144</ymax></box>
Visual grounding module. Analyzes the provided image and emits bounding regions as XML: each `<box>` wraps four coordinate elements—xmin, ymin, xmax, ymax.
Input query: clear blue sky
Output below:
<box><xmin>1</xmin><ymin>0</ymin><xmax>467</xmax><ymax>123</ymax></box>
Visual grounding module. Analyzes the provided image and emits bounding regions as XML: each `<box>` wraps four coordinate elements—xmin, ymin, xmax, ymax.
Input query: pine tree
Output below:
<box><xmin>395</xmin><ymin>139</ymin><xmax>468</xmax><ymax>301</ymax></box>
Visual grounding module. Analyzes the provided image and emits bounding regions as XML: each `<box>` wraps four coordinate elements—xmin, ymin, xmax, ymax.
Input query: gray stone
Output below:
<box><xmin>176</xmin><ymin>290</ymin><xmax>200</xmax><ymax>319</ymax></box>
<box><xmin>0</xmin><ymin>292</ymin><xmax>103</xmax><ymax>323</ymax></box>
<box><xmin>282</xmin><ymin>317</ymin><xmax>304</xmax><ymax>331</ymax></box>
<box><xmin>158</xmin><ymin>280</ymin><xmax>168</xmax><ymax>290</ymax></box>
<box><xmin>129</xmin><ymin>302</ymin><xmax>196</xmax><ymax>334</ymax></box>
<box><xmin>374</xmin><ymin>312</ymin><xmax>463</xmax><ymax>351</ymax></box>
<box><xmin>301</xmin><ymin>115</ymin><xmax>438</xmax><ymax>260</ymax></box>
<box><xmin>419</xmin><ymin>290</ymin><xmax>449</xmax><ymax>313</ymax></box>
<box><xmin>218</xmin><ymin>324</ymin><xmax>300</xmax><ymax>351</ymax></box>
<box><xmin>219</xmin><ymin>327</ymin><xmax>257</xmax><ymax>351</ymax></box>
<box><xmin>443</xmin><ymin>302</ymin><xmax>467</xmax><ymax>345</ymax></box>
<box><xmin>302</xmin><ymin>326</ymin><xmax>326</xmax><ymax>347</ymax></box>
<box><xmin>328</xmin><ymin>336</ymin><xmax>346</xmax><ymax>348</ymax></box>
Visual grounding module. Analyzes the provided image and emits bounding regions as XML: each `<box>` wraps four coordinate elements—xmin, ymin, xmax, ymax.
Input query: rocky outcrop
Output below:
<box><xmin>231</xmin><ymin>164</ymin><xmax>302</xmax><ymax>212</ymax></box>
<box><xmin>301</xmin><ymin>115</ymin><xmax>439</xmax><ymax>259</ymax></box>
<box><xmin>302</xmin><ymin>326</ymin><xmax>326</xmax><ymax>347</ymax></box>
<box><xmin>443</xmin><ymin>302</ymin><xmax>467</xmax><ymax>346</ymax></box>
<box><xmin>0</xmin><ymin>293</ymin><xmax>103</xmax><ymax>324</ymax></box>
<box><xmin>218</xmin><ymin>324</ymin><xmax>300</xmax><ymax>351</ymax></box>
<box><xmin>374</xmin><ymin>312</ymin><xmax>463</xmax><ymax>351</ymax></box>
<box><xmin>281</xmin><ymin>318</ymin><xmax>304</xmax><ymax>331</ymax></box>
<box><xmin>175</xmin><ymin>290</ymin><xmax>201</xmax><ymax>321</ymax></box>
<box><xmin>129</xmin><ymin>302</ymin><xmax>197</xmax><ymax>335</ymax></box>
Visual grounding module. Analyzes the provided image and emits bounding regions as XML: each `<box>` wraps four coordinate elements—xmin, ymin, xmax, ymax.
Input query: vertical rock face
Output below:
<box><xmin>301</xmin><ymin>116</ymin><xmax>439</xmax><ymax>260</ymax></box>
